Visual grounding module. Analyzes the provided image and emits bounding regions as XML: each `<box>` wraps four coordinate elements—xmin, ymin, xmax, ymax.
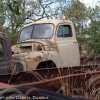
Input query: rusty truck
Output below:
<box><xmin>0</xmin><ymin>24</ymin><xmax>100</xmax><ymax>99</ymax></box>
<box><xmin>12</xmin><ymin>19</ymin><xmax>81</xmax><ymax>72</ymax></box>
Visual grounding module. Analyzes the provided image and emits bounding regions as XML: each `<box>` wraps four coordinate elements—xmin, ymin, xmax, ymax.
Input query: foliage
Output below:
<box><xmin>86</xmin><ymin>5</ymin><xmax>100</xmax><ymax>56</ymax></box>
<box><xmin>64</xmin><ymin>0</ymin><xmax>87</xmax><ymax>34</ymax></box>
<box><xmin>0</xmin><ymin>0</ymin><xmax>65</xmax><ymax>44</ymax></box>
<box><xmin>0</xmin><ymin>0</ymin><xmax>6</xmax><ymax>32</ymax></box>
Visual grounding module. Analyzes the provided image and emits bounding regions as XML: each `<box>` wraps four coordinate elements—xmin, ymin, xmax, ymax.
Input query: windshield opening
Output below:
<box><xmin>32</xmin><ymin>24</ymin><xmax>53</xmax><ymax>39</ymax></box>
<box><xmin>19</xmin><ymin>25</ymin><xmax>33</xmax><ymax>42</ymax></box>
<box><xmin>18</xmin><ymin>24</ymin><xmax>53</xmax><ymax>42</ymax></box>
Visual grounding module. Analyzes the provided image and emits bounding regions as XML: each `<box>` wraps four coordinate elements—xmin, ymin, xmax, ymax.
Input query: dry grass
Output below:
<box><xmin>55</xmin><ymin>63</ymin><xmax>100</xmax><ymax>100</ymax></box>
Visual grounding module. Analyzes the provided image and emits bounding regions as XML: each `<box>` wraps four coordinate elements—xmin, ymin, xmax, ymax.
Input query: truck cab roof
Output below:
<box><xmin>24</xmin><ymin>19</ymin><xmax>73</xmax><ymax>28</ymax></box>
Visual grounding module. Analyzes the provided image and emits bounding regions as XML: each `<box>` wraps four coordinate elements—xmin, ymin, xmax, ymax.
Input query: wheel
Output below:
<box><xmin>9</xmin><ymin>71</ymin><xmax>45</xmax><ymax>84</ymax></box>
<box><xmin>91</xmin><ymin>86</ymin><xmax>100</xmax><ymax>100</ymax></box>
<box><xmin>85</xmin><ymin>74</ymin><xmax>100</xmax><ymax>99</ymax></box>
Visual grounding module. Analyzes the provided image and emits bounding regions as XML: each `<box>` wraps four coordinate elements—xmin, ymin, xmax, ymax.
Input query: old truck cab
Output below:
<box><xmin>0</xmin><ymin>33</ymin><xmax>14</xmax><ymax>74</ymax></box>
<box><xmin>12</xmin><ymin>19</ymin><xmax>80</xmax><ymax>72</ymax></box>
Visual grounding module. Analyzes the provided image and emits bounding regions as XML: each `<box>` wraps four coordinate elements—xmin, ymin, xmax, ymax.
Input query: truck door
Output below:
<box><xmin>0</xmin><ymin>38</ymin><xmax>10</xmax><ymax>74</ymax></box>
<box><xmin>56</xmin><ymin>23</ymin><xmax>80</xmax><ymax>67</ymax></box>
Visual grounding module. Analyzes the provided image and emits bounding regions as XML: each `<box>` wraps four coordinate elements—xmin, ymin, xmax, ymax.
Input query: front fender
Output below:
<box><xmin>12</xmin><ymin>51</ymin><xmax>62</xmax><ymax>70</ymax></box>
<box><xmin>37</xmin><ymin>51</ymin><xmax>62</xmax><ymax>68</ymax></box>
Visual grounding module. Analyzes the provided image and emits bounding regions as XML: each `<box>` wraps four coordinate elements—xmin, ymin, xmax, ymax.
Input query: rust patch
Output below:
<box><xmin>32</xmin><ymin>56</ymin><xmax>43</xmax><ymax>62</ymax></box>
<box><xmin>24</xmin><ymin>53</ymin><xmax>43</xmax><ymax>63</ymax></box>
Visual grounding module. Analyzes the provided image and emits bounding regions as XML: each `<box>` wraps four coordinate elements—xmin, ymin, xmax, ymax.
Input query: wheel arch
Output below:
<box><xmin>37</xmin><ymin>60</ymin><xmax>57</xmax><ymax>69</ymax></box>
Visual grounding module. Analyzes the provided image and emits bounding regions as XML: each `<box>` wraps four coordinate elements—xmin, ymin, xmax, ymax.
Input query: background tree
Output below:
<box><xmin>0</xmin><ymin>0</ymin><xmax>6</xmax><ymax>32</ymax></box>
<box><xmin>86</xmin><ymin>5</ymin><xmax>100</xmax><ymax>56</ymax></box>
<box><xmin>1</xmin><ymin>0</ymin><xmax>64</xmax><ymax>45</ymax></box>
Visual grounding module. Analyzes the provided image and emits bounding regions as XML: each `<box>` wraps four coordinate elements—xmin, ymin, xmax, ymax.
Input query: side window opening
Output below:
<box><xmin>0</xmin><ymin>40</ymin><xmax>4</xmax><ymax>58</ymax></box>
<box><xmin>57</xmin><ymin>25</ymin><xmax>72</xmax><ymax>38</ymax></box>
<box><xmin>57</xmin><ymin>26</ymin><xmax>63</xmax><ymax>37</ymax></box>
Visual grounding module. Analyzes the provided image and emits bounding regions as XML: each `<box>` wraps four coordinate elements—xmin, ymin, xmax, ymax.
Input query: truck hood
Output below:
<box><xmin>18</xmin><ymin>39</ymin><xmax>55</xmax><ymax>46</ymax></box>
<box><xmin>12</xmin><ymin>39</ymin><xmax>56</xmax><ymax>54</ymax></box>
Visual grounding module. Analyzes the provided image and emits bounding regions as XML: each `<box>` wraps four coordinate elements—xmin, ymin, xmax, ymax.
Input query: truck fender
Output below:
<box><xmin>36</xmin><ymin>51</ymin><xmax>63</xmax><ymax>68</ymax></box>
<box><xmin>23</xmin><ymin>51</ymin><xmax>62</xmax><ymax>69</ymax></box>
<box><xmin>13</xmin><ymin>51</ymin><xmax>62</xmax><ymax>70</ymax></box>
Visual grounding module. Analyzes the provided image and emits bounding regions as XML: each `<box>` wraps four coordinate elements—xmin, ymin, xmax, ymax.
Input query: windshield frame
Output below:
<box><xmin>18</xmin><ymin>23</ymin><xmax>54</xmax><ymax>42</ymax></box>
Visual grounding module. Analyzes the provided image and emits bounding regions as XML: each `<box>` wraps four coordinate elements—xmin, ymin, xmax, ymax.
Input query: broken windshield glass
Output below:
<box><xmin>18</xmin><ymin>24</ymin><xmax>53</xmax><ymax>42</ymax></box>
<box><xmin>32</xmin><ymin>24</ymin><xmax>53</xmax><ymax>39</ymax></box>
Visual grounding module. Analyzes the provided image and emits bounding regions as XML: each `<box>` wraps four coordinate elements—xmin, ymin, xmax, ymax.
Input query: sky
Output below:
<box><xmin>79</xmin><ymin>0</ymin><xmax>100</xmax><ymax>7</ymax></box>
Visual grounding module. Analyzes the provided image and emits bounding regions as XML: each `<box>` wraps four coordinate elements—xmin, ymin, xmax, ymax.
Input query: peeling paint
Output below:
<box><xmin>24</xmin><ymin>52</ymin><xmax>44</xmax><ymax>63</ymax></box>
